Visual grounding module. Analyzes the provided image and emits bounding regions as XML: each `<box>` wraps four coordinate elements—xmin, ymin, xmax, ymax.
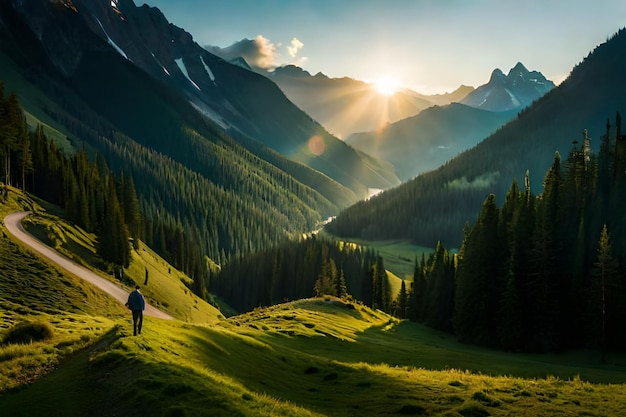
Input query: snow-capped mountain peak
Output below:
<box><xmin>461</xmin><ymin>62</ymin><xmax>554</xmax><ymax>112</ymax></box>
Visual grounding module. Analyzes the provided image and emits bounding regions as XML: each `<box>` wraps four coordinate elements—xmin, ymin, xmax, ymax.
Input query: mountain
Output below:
<box><xmin>0</xmin><ymin>0</ymin><xmax>395</xmax><ymax>269</ymax></box>
<box><xmin>326</xmin><ymin>29</ymin><xmax>626</xmax><ymax>248</ymax></box>
<box><xmin>267</xmin><ymin>64</ymin><xmax>474</xmax><ymax>138</ymax></box>
<box><xmin>346</xmin><ymin>103</ymin><xmax>516</xmax><ymax>181</ymax></box>
<box><xmin>460</xmin><ymin>62</ymin><xmax>555</xmax><ymax>111</ymax></box>
<box><xmin>12</xmin><ymin>0</ymin><xmax>398</xmax><ymax>194</ymax></box>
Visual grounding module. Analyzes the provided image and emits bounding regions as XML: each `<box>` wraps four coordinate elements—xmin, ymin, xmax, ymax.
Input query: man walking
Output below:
<box><xmin>126</xmin><ymin>285</ymin><xmax>145</xmax><ymax>336</ymax></box>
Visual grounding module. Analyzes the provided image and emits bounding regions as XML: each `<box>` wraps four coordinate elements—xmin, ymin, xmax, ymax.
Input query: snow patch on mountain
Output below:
<box><xmin>175</xmin><ymin>58</ymin><xmax>201</xmax><ymax>90</ymax></box>
<box><xmin>200</xmin><ymin>55</ymin><xmax>216</xmax><ymax>82</ymax></box>
<box><xmin>190</xmin><ymin>102</ymin><xmax>229</xmax><ymax>130</ymax></box>
<box><xmin>151</xmin><ymin>52</ymin><xmax>169</xmax><ymax>75</ymax></box>
<box><xmin>93</xmin><ymin>16</ymin><xmax>128</xmax><ymax>60</ymax></box>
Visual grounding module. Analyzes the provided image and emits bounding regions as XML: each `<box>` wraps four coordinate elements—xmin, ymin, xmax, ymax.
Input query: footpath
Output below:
<box><xmin>4</xmin><ymin>211</ymin><xmax>173</xmax><ymax>320</ymax></box>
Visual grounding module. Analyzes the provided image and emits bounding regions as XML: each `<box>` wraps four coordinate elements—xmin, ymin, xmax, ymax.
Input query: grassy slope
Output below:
<box><xmin>1</xmin><ymin>189</ymin><xmax>626</xmax><ymax>416</ymax></box>
<box><xmin>22</xmin><ymin>199</ymin><xmax>221</xmax><ymax>323</ymax></box>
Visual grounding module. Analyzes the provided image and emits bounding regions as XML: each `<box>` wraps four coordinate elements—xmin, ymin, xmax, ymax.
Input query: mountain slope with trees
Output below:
<box><xmin>327</xmin><ymin>28</ymin><xmax>626</xmax><ymax>249</ymax></box>
<box><xmin>346</xmin><ymin>103</ymin><xmax>516</xmax><ymax>181</ymax></box>
<box><xmin>0</xmin><ymin>0</ymin><xmax>393</xmax><ymax>296</ymax></box>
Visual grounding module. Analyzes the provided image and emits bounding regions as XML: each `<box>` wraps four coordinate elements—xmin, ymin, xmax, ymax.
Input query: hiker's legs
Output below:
<box><xmin>132</xmin><ymin>310</ymin><xmax>142</xmax><ymax>335</ymax></box>
<box><xmin>137</xmin><ymin>311</ymin><xmax>143</xmax><ymax>334</ymax></box>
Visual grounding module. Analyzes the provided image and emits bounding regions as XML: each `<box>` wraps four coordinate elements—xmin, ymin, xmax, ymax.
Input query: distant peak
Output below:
<box><xmin>509</xmin><ymin>62</ymin><xmax>529</xmax><ymax>76</ymax></box>
<box><xmin>273</xmin><ymin>65</ymin><xmax>311</xmax><ymax>78</ymax></box>
<box><xmin>489</xmin><ymin>68</ymin><xmax>506</xmax><ymax>83</ymax></box>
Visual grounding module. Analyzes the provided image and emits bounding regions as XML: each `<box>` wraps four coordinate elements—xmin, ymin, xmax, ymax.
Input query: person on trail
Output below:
<box><xmin>125</xmin><ymin>285</ymin><xmax>145</xmax><ymax>336</ymax></box>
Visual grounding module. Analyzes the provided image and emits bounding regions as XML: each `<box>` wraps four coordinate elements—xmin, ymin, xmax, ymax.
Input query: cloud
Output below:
<box><xmin>206</xmin><ymin>35</ymin><xmax>278</xmax><ymax>70</ymax></box>
<box><xmin>446</xmin><ymin>171</ymin><xmax>500</xmax><ymax>190</ymax></box>
<box><xmin>287</xmin><ymin>37</ymin><xmax>304</xmax><ymax>58</ymax></box>
<box><xmin>206</xmin><ymin>35</ymin><xmax>306</xmax><ymax>72</ymax></box>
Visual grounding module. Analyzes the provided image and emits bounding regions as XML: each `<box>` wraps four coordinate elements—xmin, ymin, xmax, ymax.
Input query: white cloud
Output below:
<box><xmin>205</xmin><ymin>34</ymin><xmax>278</xmax><ymax>70</ymax></box>
<box><xmin>206</xmin><ymin>35</ymin><xmax>306</xmax><ymax>72</ymax></box>
<box><xmin>287</xmin><ymin>37</ymin><xmax>304</xmax><ymax>58</ymax></box>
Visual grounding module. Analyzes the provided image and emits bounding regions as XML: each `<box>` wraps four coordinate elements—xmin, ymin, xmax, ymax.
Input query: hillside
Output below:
<box><xmin>69</xmin><ymin>0</ymin><xmax>399</xmax><ymax>192</ymax></box>
<box><xmin>0</xmin><ymin>0</ymin><xmax>394</xmax><ymax>275</ymax></box>
<box><xmin>346</xmin><ymin>103</ymin><xmax>516</xmax><ymax>181</ymax></box>
<box><xmin>0</xmin><ymin>189</ymin><xmax>625</xmax><ymax>415</ymax></box>
<box><xmin>2</xmin><ymin>250</ymin><xmax>626</xmax><ymax>416</ymax></box>
<box><xmin>327</xmin><ymin>28</ymin><xmax>626</xmax><ymax>248</ymax></box>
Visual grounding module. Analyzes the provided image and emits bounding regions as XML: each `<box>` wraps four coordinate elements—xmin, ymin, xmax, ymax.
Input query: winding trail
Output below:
<box><xmin>4</xmin><ymin>211</ymin><xmax>173</xmax><ymax>320</ymax></box>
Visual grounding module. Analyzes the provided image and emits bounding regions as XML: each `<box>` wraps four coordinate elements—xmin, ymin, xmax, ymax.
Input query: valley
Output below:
<box><xmin>0</xmin><ymin>190</ymin><xmax>625</xmax><ymax>416</ymax></box>
<box><xmin>1</xmin><ymin>1</ymin><xmax>626</xmax><ymax>415</ymax></box>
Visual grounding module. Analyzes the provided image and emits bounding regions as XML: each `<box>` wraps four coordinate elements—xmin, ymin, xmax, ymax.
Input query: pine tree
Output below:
<box><xmin>396</xmin><ymin>279</ymin><xmax>408</xmax><ymax>319</ymax></box>
<box><xmin>0</xmin><ymin>92</ymin><xmax>27</xmax><ymax>189</ymax></box>
<box><xmin>454</xmin><ymin>194</ymin><xmax>504</xmax><ymax>345</ymax></box>
<box><xmin>335</xmin><ymin>269</ymin><xmax>348</xmax><ymax>299</ymax></box>
<box><xmin>424</xmin><ymin>241</ymin><xmax>454</xmax><ymax>331</ymax></box>
<box><xmin>589</xmin><ymin>225</ymin><xmax>619</xmax><ymax>361</ymax></box>
<box><xmin>531</xmin><ymin>151</ymin><xmax>564</xmax><ymax>351</ymax></box>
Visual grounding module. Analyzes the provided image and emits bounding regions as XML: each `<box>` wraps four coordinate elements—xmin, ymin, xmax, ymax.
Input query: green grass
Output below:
<box><xmin>326</xmin><ymin>233</ymin><xmax>434</xmax><ymax>280</ymax></box>
<box><xmin>1</xmin><ymin>188</ymin><xmax>626</xmax><ymax>416</ymax></box>
<box><xmin>21</xmin><ymin>199</ymin><xmax>221</xmax><ymax>323</ymax></box>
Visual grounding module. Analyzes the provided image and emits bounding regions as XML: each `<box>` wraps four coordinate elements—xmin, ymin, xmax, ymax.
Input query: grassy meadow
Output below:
<box><xmin>1</xmin><ymin>188</ymin><xmax>626</xmax><ymax>416</ymax></box>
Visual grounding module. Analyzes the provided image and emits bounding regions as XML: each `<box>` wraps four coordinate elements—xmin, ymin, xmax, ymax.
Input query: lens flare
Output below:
<box><xmin>308</xmin><ymin>135</ymin><xmax>326</xmax><ymax>156</ymax></box>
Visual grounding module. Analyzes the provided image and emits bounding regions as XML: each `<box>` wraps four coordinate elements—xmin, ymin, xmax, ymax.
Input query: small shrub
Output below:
<box><xmin>395</xmin><ymin>404</ymin><xmax>426</xmax><ymax>415</ymax></box>
<box><xmin>3</xmin><ymin>321</ymin><xmax>54</xmax><ymax>345</ymax></box>
<box><xmin>323</xmin><ymin>372</ymin><xmax>338</xmax><ymax>381</ymax></box>
<box><xmin>471</xmin><ymin>391</ymin><xmax>500</xmax><ymax>407</ymax></box>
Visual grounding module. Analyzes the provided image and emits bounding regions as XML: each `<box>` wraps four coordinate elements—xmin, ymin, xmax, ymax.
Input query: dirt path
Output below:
<box><xmin>4</xmin><ymin>211</ymin><xmax>173</xmax><ymax>320</ymax></box>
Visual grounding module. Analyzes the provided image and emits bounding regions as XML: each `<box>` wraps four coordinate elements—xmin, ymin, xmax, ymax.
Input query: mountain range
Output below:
<box><xmin>2</xmin><ymin>0</ymin><xmax>398</xmax><ymax>195</ymax></box>
<box><xmin>344</xmin><ymin>63</ymin><xmax>552</xmax><ymax>181</ymax></box>
<box><xmin>0</xmin><ymin>0</ymin><xmax>403</xmax><ymax>263</ymax></box>
<box><xmin>265</xmin><ymin>64</ymin><xmax>473</xmax><ymax>139</ymax></box>
<box><xmin>346</xmin><ymin>103</ymin><xmax>517</xmax><ymax>181</ymax></box>
<box><xmin>327</xmin><ymin>28</ymin><xmax>626</xmax><ymax>248</ymax></box>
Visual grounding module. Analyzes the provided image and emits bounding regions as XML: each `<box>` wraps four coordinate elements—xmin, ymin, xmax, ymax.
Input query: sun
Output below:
<box><xmin>373</xmin><ymin>75</ymin><xmax>401</xmax><ymax>96</ymax></box>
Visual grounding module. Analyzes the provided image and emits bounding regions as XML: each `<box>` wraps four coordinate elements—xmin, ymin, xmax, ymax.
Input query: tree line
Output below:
<box><xmin>449</xmin><ymin>119</ymin><xmax>626</xmax><ymax>352</ymax></box>
<box><xmin>218</xmin><ymin>116</ymin><xmax>626</xmax><ymax>354</ymax></box>
<box><xmin>2</xmin><ymin>77</ymin><xmax>344</xmax><ymax>299</ymax></box>
<box><xmin>0</xmin><ymin>82</ymin><xmax>139</xmax><ymax>271</ymax></box>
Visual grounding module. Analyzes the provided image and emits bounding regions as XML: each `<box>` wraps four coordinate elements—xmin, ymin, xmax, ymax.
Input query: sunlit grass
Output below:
<box><xmin>2</xmin><ymin>188</ymin><xmax>626</xmax><ymax>416</ymax></box>
<box><xmin>0</xmin><ymin>313</ymin><xmax>116</xmax><ymax>392</ymax></box>
<box><xmin>21</xmin><ymin>200</ymin><xmax>221</xmax><ymax>323</ymax></box>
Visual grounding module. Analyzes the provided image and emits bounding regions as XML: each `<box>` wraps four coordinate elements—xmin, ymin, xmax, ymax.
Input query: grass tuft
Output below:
<box><xmin>458</xmin><ymin>404</ymin><xmax>491</xmax><ymax>416</ymax></box>
<box><xmin>2</xmin><ymin>321</ymin><xmax>54</xmax><ymax>345</ymax></box>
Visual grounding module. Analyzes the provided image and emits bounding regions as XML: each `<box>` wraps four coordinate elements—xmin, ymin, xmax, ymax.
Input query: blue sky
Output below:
<box><xmin>144</xmin><ymin>0</ymin><xmax>626</xmax><ymax>94</ymax></box>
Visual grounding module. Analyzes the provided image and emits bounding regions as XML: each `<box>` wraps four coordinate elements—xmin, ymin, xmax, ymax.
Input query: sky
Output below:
<box><xmin>143</xmin><ymin>0</ymin><xmax>626</xmax><ymax>94</ymax></box>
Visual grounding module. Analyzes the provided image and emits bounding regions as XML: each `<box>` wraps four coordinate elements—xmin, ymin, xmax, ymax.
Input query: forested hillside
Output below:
<box><xmin>212</xmin><ymin>236</ymin><xmax>400</xmax><ymax>314</ymax></box>
<box><xmin>450</xmin><ymin>122</ymin><xmax>625</xmax><ymax>352</ymax></box>
<box><xmin>346</xmin><ymin>103</ymin><xmax>516</xmax><ymax>181</ymax></box>
<box><xmin>0</xmin><ymin>0</ymin><xmax>375</xmax><ymax>295</ymax></box>
<box><xmin>245</xmin><ymin>118</ymin><xmax>625</xmax><ymax>353</ymax></box>
<box><xmin>326</xmin><ymin>28</ymin><xmax>626</xmax><ymax>249</ymax></box>
<box><xmin>0</xmin><ymin>77</ymin><xmax>340</xmax><ymax>296</ymax></box>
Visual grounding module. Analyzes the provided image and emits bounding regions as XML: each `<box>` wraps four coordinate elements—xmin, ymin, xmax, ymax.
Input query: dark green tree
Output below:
<box><xmin>454</xmin><ymin>194</ymin><xmax>504</xmax><ymax>345</ymax></box>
